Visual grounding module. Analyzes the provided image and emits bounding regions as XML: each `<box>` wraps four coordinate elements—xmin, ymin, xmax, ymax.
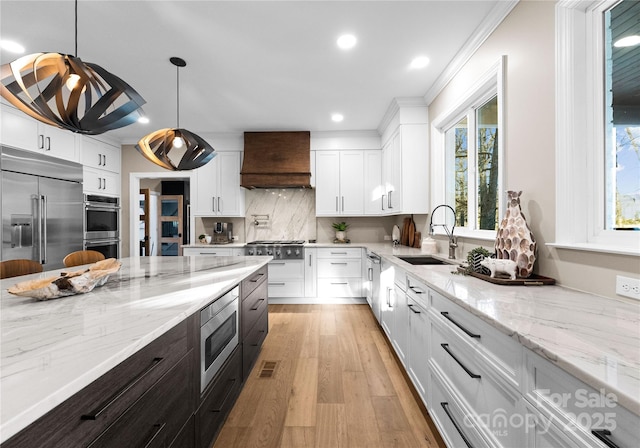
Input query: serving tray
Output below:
<box><xmin>457</xmin><ymin>266</ymin><xmax>556</xmax><ymax>286</ymax></box>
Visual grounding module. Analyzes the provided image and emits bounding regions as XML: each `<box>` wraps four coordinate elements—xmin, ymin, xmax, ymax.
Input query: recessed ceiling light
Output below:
<box><xmin>137</xmin><ymin>116</ymin><xmax>150</xmax><ymax>124</ymax></box>
<box><xmin>410</xmin><ymin>56</ymin><xmax>430</xmax><ymax>69</ymax></box>
<box><xmin>614</xmin><ymin>35</ymin><xmax>640</xmax><ymax>47</ymax></box>
<box><xmin>331</xmin><ymin>113</ymin><xmax>344</xmax><ymax>122</ymax></box>
<box><xmin>337</xmin><ymin>34</ymin><xmax>357</xmax><ymax>50</ymax></box>
<box><xmin>0</xmin><ymin>40</ymin><xmax>25</xmax><ymax>54</ymax></box>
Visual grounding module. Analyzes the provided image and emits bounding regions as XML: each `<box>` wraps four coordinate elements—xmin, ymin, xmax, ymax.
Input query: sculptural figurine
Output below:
<box><xmin>494</xmin><ymin>191</ymin><xmax>537</xmax><ymax>278</ymax></box>
<box><xmin>480</xmin><ymin>258</ymin><xmax>517</xmax><ymax>280</ymax></box>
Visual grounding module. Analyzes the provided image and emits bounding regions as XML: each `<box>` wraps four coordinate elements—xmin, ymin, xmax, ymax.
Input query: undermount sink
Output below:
<box><xmin>397</xmin><ymin>256</ymin><xmax>447</xmax><ymax>265</ymax></box>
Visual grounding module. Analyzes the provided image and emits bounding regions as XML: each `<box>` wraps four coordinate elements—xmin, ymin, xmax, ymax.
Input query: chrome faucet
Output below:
<box><xmin>429</xmin><ymin>204</ymin><xmax>457</xmax><ymax>259</ymax></box>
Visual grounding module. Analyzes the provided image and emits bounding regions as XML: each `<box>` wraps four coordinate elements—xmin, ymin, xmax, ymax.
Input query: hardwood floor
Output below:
<box><xmin>213</xmin><ymin>304</ymin><xmax>446</xmax><ymax>448</ymax></box>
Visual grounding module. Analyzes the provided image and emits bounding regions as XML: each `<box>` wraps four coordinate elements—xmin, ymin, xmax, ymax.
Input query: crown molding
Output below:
<box><xmin>423</xmin><ymin>0</ymin><xmax>519</xmax><ymax>106</ymax></box>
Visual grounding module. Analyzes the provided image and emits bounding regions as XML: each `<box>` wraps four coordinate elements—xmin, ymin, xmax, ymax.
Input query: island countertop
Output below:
<box><xmin>0</xmin><ymin>255</ymin><xmax>271</xmax><ymax>444</ymax></box>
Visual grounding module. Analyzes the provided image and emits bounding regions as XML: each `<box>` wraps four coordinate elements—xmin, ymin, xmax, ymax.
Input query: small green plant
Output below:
<box><xmin>466</xmin><ymin>247</ymin><xmax>494</xmax><ymax>274</ymax></box>
<box><xmin>332</xmin><ymin>222</ymin><xmax>349</xmax><ymax>231</ymax></box>
<box><xmin>198</xmin><ymin>234</ymin><xmax>206</xmax><ymax>240</ymax></box>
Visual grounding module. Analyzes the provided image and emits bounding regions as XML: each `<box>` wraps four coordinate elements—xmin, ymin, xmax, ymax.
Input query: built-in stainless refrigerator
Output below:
<box><xmin>1</xmin><ymin>146</ymin><xmax>83</xmax><ymax>270</ymax></box>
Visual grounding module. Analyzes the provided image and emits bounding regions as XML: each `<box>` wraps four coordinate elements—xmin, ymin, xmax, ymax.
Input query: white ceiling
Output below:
<box><xmin>0</xmin><ymin>1</ymin><xmax>511</xmax><ymax>144</ymax></box>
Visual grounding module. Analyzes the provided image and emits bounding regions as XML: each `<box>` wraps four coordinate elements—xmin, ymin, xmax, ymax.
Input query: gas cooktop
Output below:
<box><xmin>245</xmin><ymin>240</ymin><xmax>305</xmax><ymax>259</ymax></box>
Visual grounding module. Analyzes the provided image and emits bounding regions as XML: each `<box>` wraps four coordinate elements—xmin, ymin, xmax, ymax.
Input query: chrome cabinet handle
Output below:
<box><xmin>269</xmin><ymin>282</ymin><xmax>286</xmax><ymax>286</ymax></box>
<box><xmin>381</xmin><ymin>194</ymin><xmax>386</xmax><ymax>210</ymax></box>
<box><xmin>591</xmin><ymin>429</ymin><xmax>620</xmax><ymax>448</ymax></box>
<box><xmin>368</xmin><ymin>267</ymin><xmax>373</xmax><ymax>281</ymax></box>
<box><xmin>335</xmin><ymin>196</ymin><xmax>339</xmax><ymax>212</ymax></box>
<box><xmin>441</xmin><ymin>343</ymin><xmax>481</xmax><ymax>379</ymax></box>
<box><xmin>330</xmin><ymin>262</ymin><xmax>348</xmax><ymax>265</ymax></box>
<box><xmin>102</xmin><ymin>154</ymin><xmax>106</xmax><ymax>166</ymax></box>
<box><xmin>212</xmin><ymin>197</ymin><xmax>216</xmax><ymax>212</ymax></box>
<box><xmin>440</xmin><ymin>402</ymin><xmax>474</xmax><ymax>448</ymax></box>
<box><xmin>217</xmin><ymin>197</ymin><xmax>221</xmax><ymax>212</ymax></box>
<box><xmin>211</xmin><ymin>378</ymin><xmax>237</xmax><ymax>412</ymax></box>
<box><xmin>249</xmin><ymin>273</ymin><xmax>265</xmax><ymax>282</ymax></box>
<box><xmin>341</xmin><ymin>196</ymin><xmax>344</xmax><ymax>212</ymax></box>
<box><xmin>440</xmin><ymin>311</ymin><xmax>481</xmax><ymax>339</ymax></box>
<box><xmin>388</xmin><ymin>190</ymin><xmax>393</xmax><ymax>208</ymax></box>
<box><xmin>408</xmin><ymin>285</ymin><xmax>424</xmax><ymax>294</ymax></box>
<box><xmin>45</xmin><ymin>136</ymin><xmax>51</xmax><ymax>151</ymax></box>
<box><xmin>98</xmin><ymin>153</ymin><xmax>103</xmax><ymax>166</ymax></box>
<box><xmin>250</xmin><ymin>298</ymin><xmax>265</xmax><ymax>311</ymax></box>
<box><xmin>38</xmin><ymin>134</ymin><xmax>45</xmax><ymax>149</ymax></box>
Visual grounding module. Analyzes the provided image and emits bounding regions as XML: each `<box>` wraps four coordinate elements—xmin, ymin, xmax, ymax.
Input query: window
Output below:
<box><xmin>555</xmin><ymin>0</ymin><xmax>639</xmax><ymax>255</ymax></box>
<box><xmin>434</xmin><ymin>56</ymin><xmax>504</xmax><ymax>239</ymax></box>
<box><xmin>445</xmin><ymin>96</ymin><xmax>499</xmax><ymax>231</ymax></box>
<box><xmin>604</xmin><ymin>1</ymin><xmax>640</xmax><ymax>231</ymax></box>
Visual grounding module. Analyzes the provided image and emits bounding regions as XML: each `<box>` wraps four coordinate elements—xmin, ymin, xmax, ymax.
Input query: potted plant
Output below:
<box><xmin>332</xmin><ymin>221</ymin><xmax>349</xmax><ymax>242</ymax></box>
<box><xmin>198</xmin><ymin>234</ymin><xmax>211</xmax><ymax>244</ymax></box>
<box><xmin>466</xmin><ymin>246</ymin><xmax>493</xmax><ymax>274</ymax></box>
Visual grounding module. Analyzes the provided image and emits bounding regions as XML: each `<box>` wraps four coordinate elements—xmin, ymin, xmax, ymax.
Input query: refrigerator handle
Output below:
<box><xmin>41</xmin><ymin>195</ymin><xmax>47</xmax><ymax>264</ymax></box>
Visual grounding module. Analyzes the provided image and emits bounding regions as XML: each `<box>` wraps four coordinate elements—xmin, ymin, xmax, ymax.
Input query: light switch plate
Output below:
<box><xmin>616</xmin><ymin>275</ymin><xmax>640</xmax><ymax>301</ymax></box>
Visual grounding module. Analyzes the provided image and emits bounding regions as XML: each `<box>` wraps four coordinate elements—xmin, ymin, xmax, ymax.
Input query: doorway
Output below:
<box><xmin>129</xmin><ymin>172</ymin><xmax>193</xmax><ymax>258</ymax></box>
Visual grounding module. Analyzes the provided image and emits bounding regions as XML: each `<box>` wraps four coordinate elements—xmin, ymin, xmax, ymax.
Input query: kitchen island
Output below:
<box><xmin>0</xmin><ymin>256</ymin><xmax>270</xmax><ymax>445</ymax></box>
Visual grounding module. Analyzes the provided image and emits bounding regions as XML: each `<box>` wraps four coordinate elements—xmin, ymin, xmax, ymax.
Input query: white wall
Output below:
<box><xmin>428</xmin><ymin>0</ymin><xmax>639</xmax><ymax>299</ymax></box>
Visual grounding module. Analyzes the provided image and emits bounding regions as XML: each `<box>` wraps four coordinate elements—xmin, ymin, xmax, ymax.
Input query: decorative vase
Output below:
<box><xmin>335</xmin><ymin>231</ymin><xmax>346</xmax><ymax>241</ymax></box>
<box><xmin>494</xmin><ymin>191</ymin><xmax>536</xmax><ymax>278</ymax></box>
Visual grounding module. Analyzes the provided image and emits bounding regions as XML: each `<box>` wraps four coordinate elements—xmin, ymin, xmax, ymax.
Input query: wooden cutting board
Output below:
<box><xmin>408</xmin><ymin>219</ymin><xmax>416</xmax><ymax>247</ymax></box>
<box><xmin>413</xmin><ymin>231</ymin><xmax>421</xmax><ymax>248</ymax></box>
<box><xmin>401</xmin><ymin>218</ymin><xmax>410</xmax><ymax>245</ymax></box>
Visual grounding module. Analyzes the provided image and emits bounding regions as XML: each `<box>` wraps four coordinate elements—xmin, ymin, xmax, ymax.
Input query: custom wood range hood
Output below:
<box><xmin>240</xmin><ymin>131</ymin><xmax>311</xmax><ymax>189</ymax></box>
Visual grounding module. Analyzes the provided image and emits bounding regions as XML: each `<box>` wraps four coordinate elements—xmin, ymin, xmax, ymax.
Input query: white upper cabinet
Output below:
<box><xmin>364</xmin><ymin>150</ymin><xmax>383</xmax><ymax>215</ymax></box>
<box><xmin>193</xmin><ymin>151</ymin><xmax>244</xmax><ymax>217</ymax></box>
<box><xmin>378</xmin><ymin>98</ymin><xmax>430</xmax><ymax>215</ymax></box>
<box><xmin>81</xmin><ymin>137</ymin><xmax>121</xmax><ymax>173</ymax></box>
<box><xmin>1</xmin><ymin>105</ymin><xmax>79</xmax><ymax>162</ymax></box>
<box><xmin>315</xmin><ymin>150</ymin><xmax>364</xmax><ymax>216</ymax></box>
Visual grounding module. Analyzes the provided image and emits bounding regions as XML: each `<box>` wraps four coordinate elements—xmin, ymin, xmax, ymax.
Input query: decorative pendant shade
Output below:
<box><xmin>0</xmin><ymin>1</ymin><xmax>145</xmax><ymax>135</ymax></box>
<box><xmin>135</xmin><ymin>57</ymin><xmax>215</xmax><ymax>171</ymax></box>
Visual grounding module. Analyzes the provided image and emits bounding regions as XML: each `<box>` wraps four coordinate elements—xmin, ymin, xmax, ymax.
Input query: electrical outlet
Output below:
<box><xmin>616</xmin><ymin>275</ymin><xmax>640</xmax><ymax>301</ymax></box>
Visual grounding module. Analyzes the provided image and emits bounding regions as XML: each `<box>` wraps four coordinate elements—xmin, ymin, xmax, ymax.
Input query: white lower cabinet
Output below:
<box><xmin>525</xmin><ymin>350</ymin><xmax>640</xmax><ymax>448</ymax></box>
<box><xmin>316</xmin><ymin>248</ymin><xmax>362</xmax><ymax>298</ymax></box>
<box><xmin>268</xmin><ymin>259</ymin><xmax>304</xmax><ymax>298</ymax></box>
<box><xmin>304</xmin><ymin>248</ymin><xmax>317</xmax><ymax>298</ymax></box>
<box><xmin>429</xmin><ymin>368</ymin><xmax>490</xmax><ymax>448</ymax></box>
<box><xmin>407</xmin><ymin>295</ymin><xmax>429</xmax><ymax>403</ymax></box>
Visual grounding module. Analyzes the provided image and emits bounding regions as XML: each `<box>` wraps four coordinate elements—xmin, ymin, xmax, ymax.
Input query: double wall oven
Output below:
<box><xmin>83</xmin><ymin>194</ymin><xmax>119</xmax><ymax>258</ymax></box>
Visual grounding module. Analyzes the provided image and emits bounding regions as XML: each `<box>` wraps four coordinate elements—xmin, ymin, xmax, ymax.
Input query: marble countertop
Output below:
<box><xmin>364</xmin><ymin>243</ymin><xmax>640</xmax><ymax>417</ymax></box>
<box><xmin>0</xmin><ymin>256</ymin><xmax>271</xmax><ymax>444</ymax></box>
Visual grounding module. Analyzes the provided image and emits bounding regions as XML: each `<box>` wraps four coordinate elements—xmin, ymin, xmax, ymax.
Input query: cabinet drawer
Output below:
<box><xmin>428</xmin><ymin>370</ymin><xmax>489</xmax><ymax>448</ymax></box>
<box><xmin>430</xmin><ymin>319</ymin><xmax>523</xmax><ymax>448</ymax></box>
<box><xmin>2</xmin><ymin>320</ymin><xmax>191</xmax><ymax>448</ymax></box>
<box><xmin>241</xmin><ymin>265</ymin><xmax>267</xmax><ymax>298</ymax></box>
<box><xmin>268</xmin><ymin>260</ymin><xmax>304</xmax><ymax>279</ymax></box>
<box><xmin>183</xmin><ymin>247</ymin><xmax>234</xmax><ymax>256</ymax></box>
<box><xmin>317</xmin><ymin>258</ymin><xmax>361</xmax><ymax>277</ymax></box>
<box><xmin>526</xmin><ymin>350</ymin><xmax>640</xmax><ymax>448</ymax></box>
<box><xmin>429</xmin><ymin>289</ymin><xmax>522</xmax><ymax>388</ymax></box>
<box><xmin>243</xmin><ymin>308</ymin><xmax>268</xmax><ymax>380</ymax></box>
<box><xmin>242</xmin><ymin>280</ymin><xmax>268</xmax><ymax>338</ymax></box>
<box><xmin>317</xmin><ymin>247</ymin><xmax>362</xmax><ymax>259</ymax></box>
<box><xmin>197</xmin><ymin>347</ymin><xmax>242</xmax><ymax>448</ymax></box>
<box><xmin>268</xmin><ymin>280</ymin><xmax>304</xmax><ymax>297</ymax></box>
<box><xmin>88</xmin><ymin>351</ymin><xmax>194</xmax><ymax>448</ymax></box>
<box><xmin>317</xmin><ymin>278</ymin><xmax>362</xmax><ymax>297</ymax></box>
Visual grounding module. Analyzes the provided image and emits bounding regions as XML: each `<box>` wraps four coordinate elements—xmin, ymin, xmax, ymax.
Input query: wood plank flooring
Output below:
<box><xmin>213</xmin><ymin>304</ymin><xmax>445</xmax><ymax>448</ymax></box>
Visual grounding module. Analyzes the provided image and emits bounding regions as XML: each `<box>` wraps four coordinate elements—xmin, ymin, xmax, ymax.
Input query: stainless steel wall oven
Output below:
<box><xmin>200</xmin><ymin>286</ymin><xmax>240</xmax><ymax>392</ymax></box>
<box><xmin>83</xmin><ymin>194</ymin><xmax>119</xmax><ymax>258</ymax></box>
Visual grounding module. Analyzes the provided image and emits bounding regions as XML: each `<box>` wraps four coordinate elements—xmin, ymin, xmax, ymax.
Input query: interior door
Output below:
<box><xmin>139</xmin><ymin>188</ymin><xmax>150</xmax><ymax>256</ymax></box>
<box><xmin>158</xmin><ymin>195</ymin><xmax>183</xmax><ymax>256</ymax></box>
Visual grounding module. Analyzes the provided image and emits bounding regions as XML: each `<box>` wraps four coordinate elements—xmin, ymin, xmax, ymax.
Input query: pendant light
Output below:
<box><xmin>135</xmin><ymin>57</ymin><xmax>215</xmax><ymax>171</ymax></box>
<box><xmin>0</xmin><ymin>0</ymin><xmax>146</xmax><ymax>135</ymax></box>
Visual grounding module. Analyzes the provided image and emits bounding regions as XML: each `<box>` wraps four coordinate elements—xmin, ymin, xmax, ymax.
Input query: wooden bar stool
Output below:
<box><xmin>0</xmin><ymin>259</ymin><xmax>44</xmax><ymax>279</ymax></box>
<box><xmin>63</xmin><ymin>250</ymin><xmax>106</xmax><ymax>268</ymax></box>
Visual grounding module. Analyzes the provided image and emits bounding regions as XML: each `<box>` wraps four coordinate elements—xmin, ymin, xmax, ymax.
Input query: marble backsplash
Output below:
<box><xmin>196</xmin><ymin>188</ymin><xmax>421</xmax><ymax>244</ymax></box>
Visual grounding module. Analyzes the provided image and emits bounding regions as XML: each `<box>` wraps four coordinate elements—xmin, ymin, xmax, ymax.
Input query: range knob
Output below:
<box><xmin>248</xmin><ymin>249</ymin><xmax>254</xmax><ymax>255</ymax></box>
<box><xmin>295</xmin><ymin>249</ymin><xmax>301</xmax><ymax>256</ymax></box>
<box><xmin>275</xmin><ymin>250</ymin><xmax>281</xmax><ymax>257</ymax></box>
<box><xmin>256</xmin><ymin>249</ymin><xmax>262</xmax><ymax>255</ymax></box>
<box><xmin>267</xmin><ymin>249</ymin><xmax>273</xmax><ymax>255</ymax></box>
<box><xmin>286</xmin><ymin>249</ymin><xmax>292</xmax><ymax>256</ymax></box>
